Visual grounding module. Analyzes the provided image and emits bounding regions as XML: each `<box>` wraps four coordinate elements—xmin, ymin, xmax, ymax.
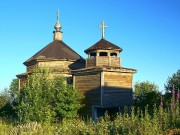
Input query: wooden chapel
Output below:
<box><xmin>17</xmin><ymin>11</ymin><xmax>137</xmax><ymax>120</ymax></box>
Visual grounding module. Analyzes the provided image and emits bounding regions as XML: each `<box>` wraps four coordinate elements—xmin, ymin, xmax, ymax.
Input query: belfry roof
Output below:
<box><xmin>24</xmin><ymin>40</ymin><xmax>84</xmax><ymax>66</ymax></box>
<box><xmin>84</xmin><ymin>38</ymin><xmax>122</xmax><ymax>54</ymax></box>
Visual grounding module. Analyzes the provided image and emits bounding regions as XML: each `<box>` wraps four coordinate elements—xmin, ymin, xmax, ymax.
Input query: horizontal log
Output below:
<box><xmin>104</xmin><ymin>82</ymin><xmax>132</xmax><ymax>87</ymax></box>
<box><xmin>103</xmin><ymin>91</ymin><xmax>132</xmax><ymax>95</ymax></box>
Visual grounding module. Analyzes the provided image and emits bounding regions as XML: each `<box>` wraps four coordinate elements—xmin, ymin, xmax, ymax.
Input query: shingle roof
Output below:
<box><xmin>84</xmin><ymin>39</ymin><xmax>122</xmax><ymax>54</ymax></box>
<box><xmin>24</xmin><ymin>40</ymin><xmax>84</xmax><ymax>66</ymax></box>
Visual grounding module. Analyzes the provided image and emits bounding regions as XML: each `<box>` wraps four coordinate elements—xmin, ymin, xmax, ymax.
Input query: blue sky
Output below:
<box><xmin>0</xmin><ymin>0</ymin><xmax>179</xmax><ymax>92</ymax></box>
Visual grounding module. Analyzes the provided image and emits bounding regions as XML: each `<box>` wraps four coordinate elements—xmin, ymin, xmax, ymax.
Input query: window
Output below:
<box><xmin>90</xmin><ymin>52</ymin><xmax>96</xmax><ymax>57</ymax></box>
<box><xmin>99</xmin><ymin>52</ymin><xmax>108</xmax><ymax>56</ymax></box>
<box><xmin>110</xmin><ymin>53</ymin><xmax>117</xmax><ymax>57</ymax></box>
<box><xmin>66</xmin><ymin>77</ymin><xmax>73</xmax><ymax>84</ymax></box>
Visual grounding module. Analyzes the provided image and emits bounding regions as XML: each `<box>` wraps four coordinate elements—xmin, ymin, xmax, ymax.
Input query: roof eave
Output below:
<box><xmin>84</xmin><ymin>48</ymin><xmax>123</xmax><ymax>54</ymax></box>
<box><xmin>72</xmin><ymin>66</ymin><xmax>137</xmax><ymax>75</ymax></box>
<box><xmin>24</xmin><ymin>57</ymin><xmax>85</xmax><ymax>66</ymax></box>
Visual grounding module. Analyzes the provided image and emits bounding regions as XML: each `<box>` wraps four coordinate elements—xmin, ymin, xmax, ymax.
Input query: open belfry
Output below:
<box><xmin>17</xmin><ymin>11</ymin><xmax>137</xmax><ymax>119</ymax></box>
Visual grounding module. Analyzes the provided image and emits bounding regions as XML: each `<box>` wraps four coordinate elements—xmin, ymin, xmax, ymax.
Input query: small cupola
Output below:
<box><xmin>84</xmin><ymin>21</ymin><xmax>123</xmax><ymax>68</ymax></box>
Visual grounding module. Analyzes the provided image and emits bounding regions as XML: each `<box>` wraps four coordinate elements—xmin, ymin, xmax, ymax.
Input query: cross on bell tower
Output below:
<box><xmin>99</xmin><ymin>21</ymin><xmax>108</xmax><ymax>39</ymax></box>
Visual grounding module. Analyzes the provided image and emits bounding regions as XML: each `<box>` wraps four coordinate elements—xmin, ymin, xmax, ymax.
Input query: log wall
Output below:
<box><xmin>38</xmin><ymin>60</ymin><xmax>84</xmax><ymax>71</ymax></box>
<box><xmin>74</xmin><ymin>73</ymin><xmax>101</xmax><ymax>115</ymax></box>
<box><xmin>96</xmin><ymin>57</ymin><xmax>109</xmax><ymax>66</ymax></box>
<box><xmin>102</xmin><ymin>72</ymin><xmax>133</xmax><ymax>107</ymax></box>
<box><xmin>86</xmin><ymin>56</ymin><xmax>120</xmax><ymax>67</ymax></box>
<box><xmin>27</xmin><ymin>64</ymin><xmax>38</xmax><ymax>72</ymax></box>
<box><xmin>110</xmin><ymin>57</ymin><xmax>120</xmax><ymax>67</ymax></box>
<box><xmin>86</xmin><ymin>58</ymin><xmax>96</xmax><ymax>67</ymax></box>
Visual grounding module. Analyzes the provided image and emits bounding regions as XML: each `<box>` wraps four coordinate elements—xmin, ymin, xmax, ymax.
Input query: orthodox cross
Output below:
<box><xmin>54</xmin><ymin>9</ymin><xmax>62</xmax><ymax>31</ymax></box>
<box><xmin>57</xmin><ymin>9</ymin><xmax>60</xmax><ymax>22</ymax></box>
<box><xmin>99</xmin><ymin>21</ymin><xmax>108</xmax><ymax>39</ymax></box>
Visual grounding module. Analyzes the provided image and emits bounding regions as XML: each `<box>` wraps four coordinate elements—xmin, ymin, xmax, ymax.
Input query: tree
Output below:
<box><xmin>0</xmin><ymin>89</ymin><xmax>10</xmax><ymax>108</ymax></box>
<box><xmin>10</xmin><ymin>78</ymin><xmax>19</xmax><ymax>98</ymax></box>
<box><xmin>165</xmin><ymin>69</ymin><xmax>180</xmax><ymax>94</ymax></box>
<box><xmin>0</xmin><ymin>88</ymin><xmax>13</xmax><ymax>117</ymax></box>
<box><xmin>164</xmin><ymin>69</ymin><xmax>180</xmax><ymax>107</ymax></box>
<box><xmin>0</xmin><ymin>79</ymin><xmax>20</xmax><ymax>118</ymax></box>
<box><xmin>134</xmin><ymin>81</ymin><xmax>159</xmax><ymax>95</ymax></box>
<box><xmin>15</xmin><ymin>68</ymin><xmax>83</xmax><ymax>123</ymax></box>
<box><xmin>133</xmin><ymin>81</ymin><xmax>162</xmax><ymax>113</ymax></box>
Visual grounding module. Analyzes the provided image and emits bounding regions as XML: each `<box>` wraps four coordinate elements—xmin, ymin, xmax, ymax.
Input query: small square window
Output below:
<box><xmin>110</xmin><ymin>53</ymin><xmax>117</xmax><ymax>57</ymax></box>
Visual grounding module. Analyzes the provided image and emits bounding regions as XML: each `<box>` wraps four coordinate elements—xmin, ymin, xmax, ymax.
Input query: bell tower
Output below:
<box><xmin>84</xmin><ymin>21</ymin><xmax>122</xmax><ymax>68</ymax></box>
<box><xmin>72</xmin><ymin>21</ymin><xmax>136</xmax><ymax>120</ymax></box>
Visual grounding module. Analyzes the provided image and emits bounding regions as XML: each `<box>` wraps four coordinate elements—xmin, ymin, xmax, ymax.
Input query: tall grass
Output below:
<box><xmin>0</xmin><ymin>102</ymin><xmax>179</xmax><ymax>135</ymax></box>
<box><xmin>0</xmin><ymin>89</ymin><xmax>179</xmax><ymax>135</ymax></box>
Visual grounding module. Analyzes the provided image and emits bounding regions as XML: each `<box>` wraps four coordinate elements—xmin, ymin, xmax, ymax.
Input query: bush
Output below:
<box><xmin>133</xmin><ymin>81</ymin><xmax>162</xmax><ymax>115</ymax></box>
<box><xmin>14</xmin><ymin>68</ymin><xmax>83</xmax><ymax>123</ymax></box>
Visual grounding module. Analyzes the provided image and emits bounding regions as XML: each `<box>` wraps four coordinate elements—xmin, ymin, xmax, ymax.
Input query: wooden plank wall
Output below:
<box><xmin>86</xmin><ymin>58</ymin><xmax>96</xmax><ymax>67</ymax></box>
<box><xmin>97</xmin><ymin>57</ymin><xmax>109</xmax><ymax>66</ymax></box>
<box><xmin>38</xmin><ymin>61</ymin><xmax>84</xmax><ymax>71</ymax></box>
<box><xmin>74</xmin><ymin>73</ymin><xmax>101</xmax><ymax>115</ymax></box>
<box><xmin>104</xmin><ymin>72</ymin><xmax>132</xmax><ymax>88</ymax></box>
<box><xmin>27</xmin><ymin>64</ymin><xmax>37</xmax><ymax>72</ymax></box>
<box><xmin>75</xmin><ymin>73</ymin><xmax>101</xmax><ymax>105</ymax></box>
<box><xmin>111</xmin><ymin>57</ymin><xmax>120</xmax><ymax>67</ymax></box>
<box><xmin>39</xmin><ymin>61</ymin><xmax>73</xmax><ymax>70</ymax></box>
<box><xmin>86</xmin><ymin>56</ymin><xmax>120</xmax><ymax>67</ymax></box>
<box><xmin>102</xmin><ymin>72</ymin><xmax>133</xmax><ymax>107</ymax></box>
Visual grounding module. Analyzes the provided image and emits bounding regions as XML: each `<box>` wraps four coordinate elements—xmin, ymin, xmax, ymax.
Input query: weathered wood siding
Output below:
<box><xmin>75</xmin><ymin>73</ymin><xmax>101</xmax><ymax>104</ymax></box>
<box><xmin>27</xmin><ymin>64</ymin><xmax>38</xmax><ymax>72</ymax></box>
<box><xmin>97</xmin><ymin>57</ymin><xmax>109</xmax><ymax>66</ymax></box>
<box><xmin>86</xmin><ymin>56</ymin><xmax>120</xmax><ymax>67</ymax></box>
<box><xmin>74</xmin><ymin>73</ymin><xmax>101</xmax><ymax>115</ymax></box>
<box><xmin>110</xmin><ymin>57</ymin><xmax>120</xmax><ymax>67</ymax></box>
<box><xmin>102</xmin><ymin>72</ymin><xmax>133</xmax><ymax>107</ymax></box>
<box><xmin>86</xmin><ymin>58</ymin><xmax>96</xmax><ymax>67</ymax></box>
<box><xmin>38</xmin><ymin>61</ymin><xmax>84</xmax><ymax>71</ymax></box>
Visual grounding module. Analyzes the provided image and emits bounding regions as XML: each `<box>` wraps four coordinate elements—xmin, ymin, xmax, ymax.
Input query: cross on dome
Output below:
<box><xmin>57</xmin><ymin>9</ymin><xmax>60</xmax><ymax>22</ymax></box>
<box><xmin>99</xmin><ymin>21</ymin><xmax>108</xmax><ymax>39</ymax></box>
<box><xmin>54</xmin><ymin>9</ymin><xmax>62</xmax><ymax>31</ymax></box>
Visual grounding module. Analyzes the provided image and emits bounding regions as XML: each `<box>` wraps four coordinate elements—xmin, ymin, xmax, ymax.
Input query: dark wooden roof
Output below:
<box><xmin>84</xmin><ymin>39</ymin><xmax>122</xmax><ymax>54</ymax></box>
<box><xmin>24</xmin><ymin>40</ymin><xmax>84</xmax><ymax>66</ymax></box>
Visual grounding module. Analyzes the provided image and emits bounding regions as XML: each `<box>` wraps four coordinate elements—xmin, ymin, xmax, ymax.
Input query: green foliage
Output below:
<box><xmin>134</xmin><ymin>81</ymin><xmax>159</xmax><ymax>95</ymax></box>
<box><xmin>1</xmin><ymin>68</ymin><xmax>179</xmax><ymax>134</ymax></box>
<box><xmin>0</xmin><ymin>89</ymin><xmax>10</xmax><ymax>109</ymax></box>
<box><xmin>0</xmin><ymin>102</ymin><xmax>179</xmax><ymax>135</ymax></box>
<box><xmin>54</xmin><ymin>77</ymin><xmax>83</xmax><ymax>119</ymax></box>
<box><xmin>0</xmin><ymin>90</ymin><xmax>179</xmax><ymax>134</ymax></box>
<box><xmin>0</xmin><ymin>89</ymin><xmax>14</xmax><ymax>117</ymax></box>
<box><xmin>165</xmin><ymin>69</ymin><xmax>180</xmax><ymax>94</ymax></box>
<box><xmin>14</xmin><ymin>68</ymin><xmax>83</xmax><ymax>123</ymax></box>
<box><xmin>164</xmin><ymin>69</ymin><xmax>180</xmax><ymax>109</ymax></box>
<box><xmin>10</xmin><ymin>79</ymin><xmax>19</xmax><ymax>97</ymax></box>
<box><xmin>133</xmin><ymin>81</ymin><xmax>162</xmax><ymax>114</ymax></box>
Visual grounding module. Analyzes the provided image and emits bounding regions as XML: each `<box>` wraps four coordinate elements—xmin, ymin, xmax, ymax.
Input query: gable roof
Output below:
<box><xmin>24</xmin><ymin>40</ymin><xmax>84</xmax><ymax>66</ymax></box>
<box><xmin>84</xmin><ymin>38</ymin><xmax>122</xmax><ymax>54</ymax></box>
